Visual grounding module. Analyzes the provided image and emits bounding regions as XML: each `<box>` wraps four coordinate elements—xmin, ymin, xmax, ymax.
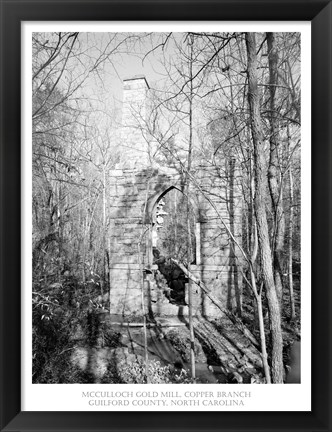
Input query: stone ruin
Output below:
<box><xmin>108</xmin><ymin>77</ymin><xmax>243</xmax><ymax>318</ymax></box>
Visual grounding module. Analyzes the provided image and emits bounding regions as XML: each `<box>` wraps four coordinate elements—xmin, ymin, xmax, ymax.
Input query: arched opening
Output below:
<box><xmin>148</xmin><ymin>187</ymin><xmax>198</xmax><ymax>306</ymax></box>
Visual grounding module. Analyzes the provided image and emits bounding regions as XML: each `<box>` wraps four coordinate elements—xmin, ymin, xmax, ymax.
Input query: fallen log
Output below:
<box><xmin>170</xmin><ymin>258</ymin><xmax>260</xmax><ymax>348</ymax></box>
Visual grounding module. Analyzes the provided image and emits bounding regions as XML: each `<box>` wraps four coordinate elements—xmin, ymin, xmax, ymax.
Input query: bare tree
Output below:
<box><xmin>245</xmin><ymin>32</ymin><xmax>284</xmax><ymax>383</ymax></box>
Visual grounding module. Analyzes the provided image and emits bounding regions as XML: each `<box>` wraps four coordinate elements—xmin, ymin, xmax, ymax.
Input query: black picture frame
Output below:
<box><xmin>1</xmin><ymin>1</ymin><xmax>331</xmax><ymax>431</ymax></box>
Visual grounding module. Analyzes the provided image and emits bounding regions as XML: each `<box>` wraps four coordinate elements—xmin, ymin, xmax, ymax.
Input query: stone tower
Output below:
<box><xmin>119</xmin><ymin>76</ymin><xmax>151</xmax><ymax>169</ymax></box>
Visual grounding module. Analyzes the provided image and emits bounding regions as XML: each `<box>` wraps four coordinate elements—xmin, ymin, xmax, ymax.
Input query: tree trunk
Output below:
<box><xmin>245</xmin><ymin>32</ymin><xmax>284</xmax><ymax>383</ymax></box>
<box><xmin>247</xmin><ymin>266</ymin><xmax>271</xmax><ymax>383</ymax></box>
<box><xmin>250</xmin><ymin>267</ymin><xmax>271</xmax><ymax>383</ymax></box>
<box><xmin>102</xmin><ymin>167</ymin><xmax>106</xmax><ymax>296</ymax></box>
<box><xmin>287</xmin><ymin>128</ymin><xmax>296</xmax><ymax>320</ymax></box>
<box><xmin>186</xmin><ymin>33</ymin><xmax>196</xmax><ymax>380</ymax></box>
<box><xmin>267</xmin><ymin>32</ymin><xmax>285</xmax><ymax>306</ymax></box>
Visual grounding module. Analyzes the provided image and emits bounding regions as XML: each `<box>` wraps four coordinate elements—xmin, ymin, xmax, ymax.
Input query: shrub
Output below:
<box><xmin>117</xmin><ymin>358</ymin><xmax>194</xmax><ymax>384</ymax></box>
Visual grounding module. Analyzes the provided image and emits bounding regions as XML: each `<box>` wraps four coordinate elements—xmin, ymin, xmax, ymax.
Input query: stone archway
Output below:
<box><xmin>146</xmin><ymin>185</ymin><xmax>200</xmax><ymax>312</ymax></box>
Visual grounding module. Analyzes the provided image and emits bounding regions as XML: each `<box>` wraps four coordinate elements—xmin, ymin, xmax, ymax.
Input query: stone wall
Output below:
<box><xmin>108</xmin><ymin>167</ymin><xmax>180</xmax><ymax>315</ymax></box>
<box><xmin>108</xmin><ymin>164</ymin><xmax>243</xmax><ymax>317</ymax></box>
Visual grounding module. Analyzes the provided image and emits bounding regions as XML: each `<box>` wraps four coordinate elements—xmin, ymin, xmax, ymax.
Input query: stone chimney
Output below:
<box><xmin>119</xmin><ymin>76</ymin><xmax>150</xmax><ymax>169</ymax></box>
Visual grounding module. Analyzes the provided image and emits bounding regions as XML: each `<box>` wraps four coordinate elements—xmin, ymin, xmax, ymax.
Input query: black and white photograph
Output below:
<box><xmin>29</xmin><ymin>27</ymin><xmax>305</xmax><ymax>395</ymax></box>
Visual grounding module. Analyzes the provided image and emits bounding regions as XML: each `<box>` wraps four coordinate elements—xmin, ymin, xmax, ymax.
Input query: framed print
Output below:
<box><xmin>1</xmin><ymin>0</ymin><xmax>331</xmax><ymax>431</ymax></box>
